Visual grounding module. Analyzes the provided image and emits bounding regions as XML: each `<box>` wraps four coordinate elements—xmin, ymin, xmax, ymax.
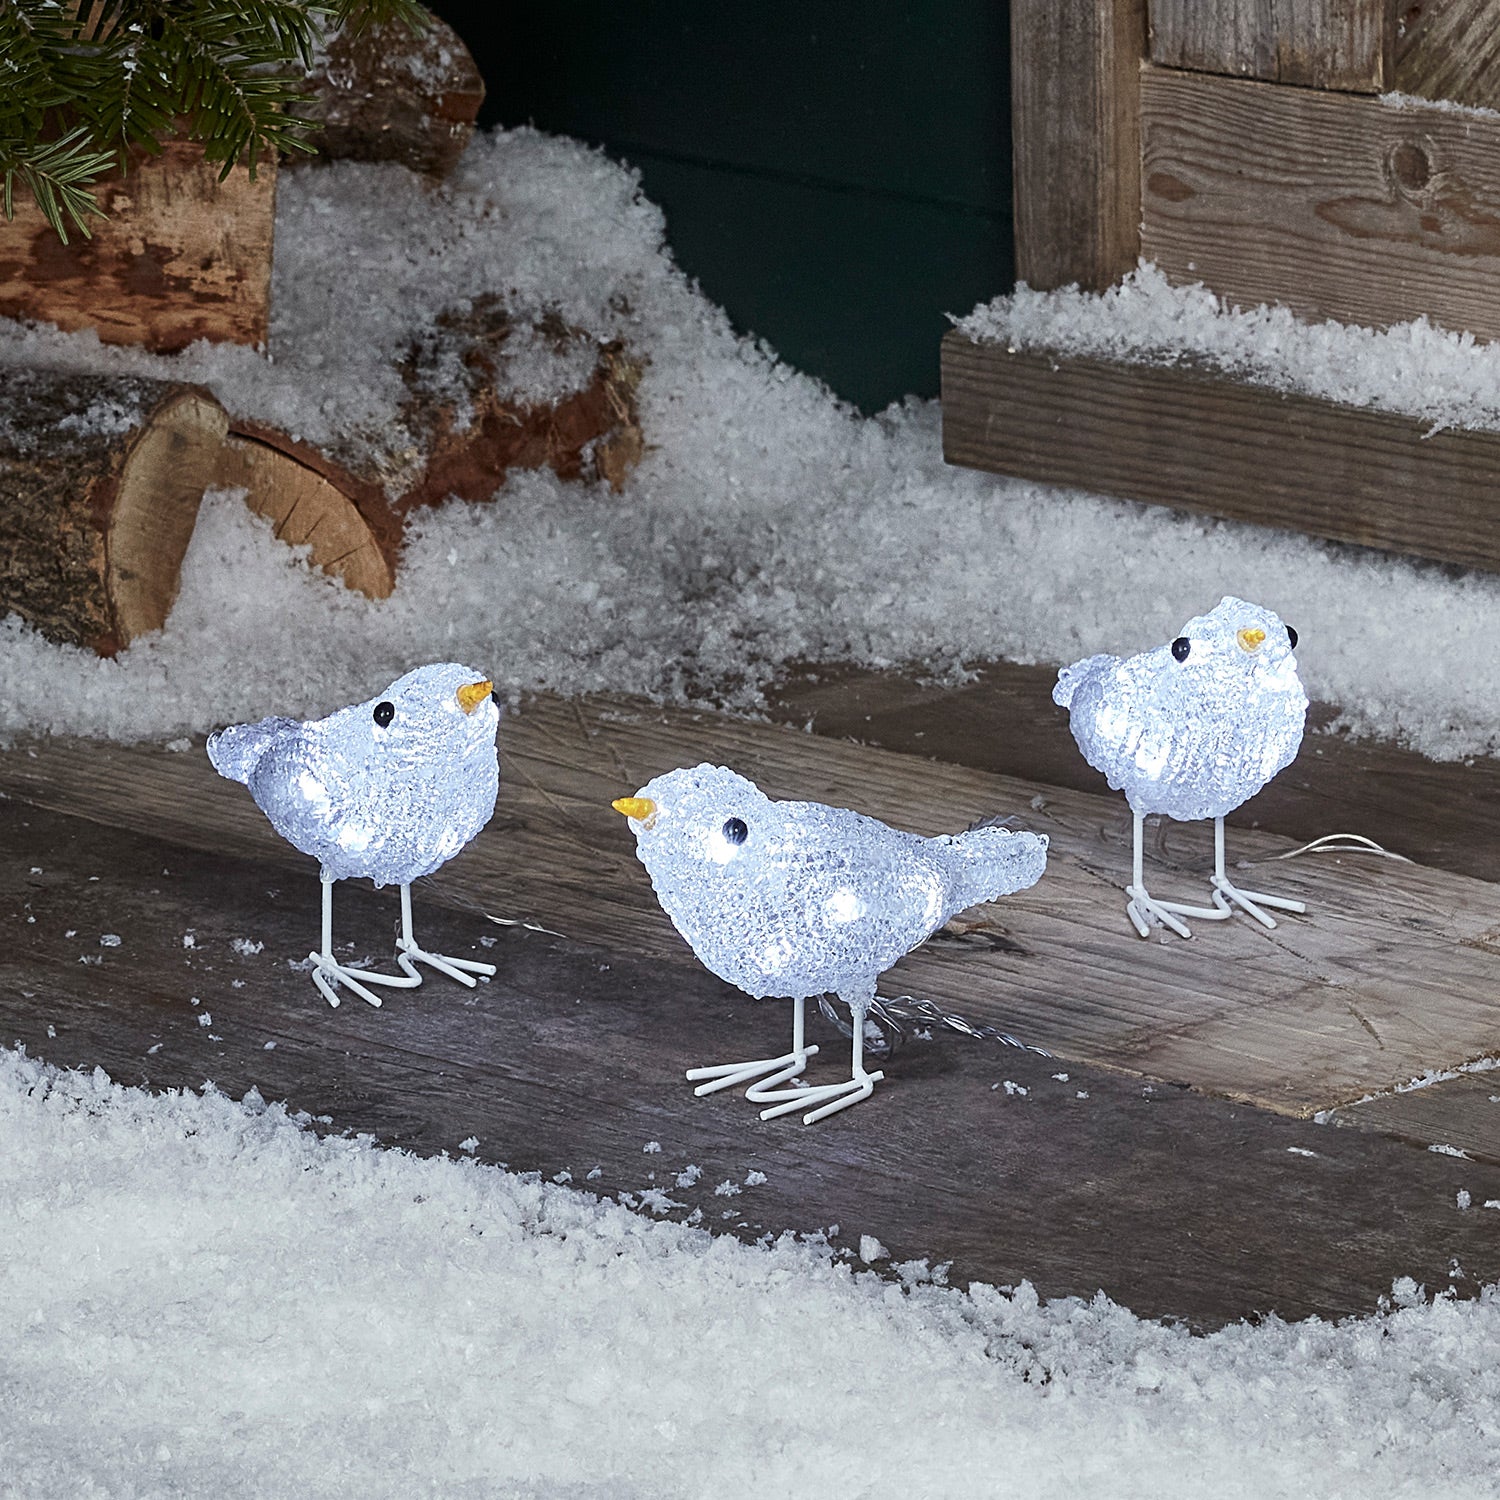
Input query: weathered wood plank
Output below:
<box><xmin>8</xmin><ymin>793</ymin><xmax>1500</xmax><ymax>1329</ymax></box>
<box><xmin>1149</xmin><ymin>0</ymin><xmax>1389</xmax><ymax>91</ymax></box>
<box><xmin>2</xmin><ymin>693</ymin><xmax>1498</xmax><ymax>1119</ymax></box>
<box><xmin>1140</xmin><ymin>66</ymin><xmax>1500</xmax><ymax>341</ymax></box>
<box><xmin>1393</xmin><ymin>0</ymin><xmax>1500</xmax><ymax>112</ymax></box>
<box><xmin>765</xmin><ymin>659</ymin><xmax>1500</xmax><ymax>886</ymax></box>
<box><xmin>0</xmin><ymin>140</ymin><xmax>275</xmax><ymax>353</ymax></box>
<box><xmin>1334</xmin><ymin>1072</ymin><xmax>1500</xmax><ymax>1163</ymax></box>
<box><xmin>941</xmin><ymin>333</ymin><xmax>1500</xmax><ymax>576</ymax></box>
<box><xmin>1011</xmin><ymin>0</ymin><xmax>1146</xmax><ymax>290</ymax></box>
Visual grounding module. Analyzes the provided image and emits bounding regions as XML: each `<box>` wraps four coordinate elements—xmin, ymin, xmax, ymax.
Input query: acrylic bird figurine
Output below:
<box><xmin>1053</xmin><ymin>596</ymin><xmax>1307</xmax><ymax>940</ymax></box>
<box><xmin>208</xmin><ymin>663</ymin><xmax>501</xmax><ymax>1008</ymax></box>
<box><xmin>613</xmin><ymin>764</ymin><xmax>1048</xmax><ymax>1124</ymax></box>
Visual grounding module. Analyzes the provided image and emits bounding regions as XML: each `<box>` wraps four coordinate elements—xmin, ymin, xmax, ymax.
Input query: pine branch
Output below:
<box><xmin>1</xmin><ymin>0</ymin><xmax>433</xmax><ymax>235</ymax></box>
<box><xmin>0</xmin><ymin>127</ymin><xmax>119</xmax><ymax>242</ymax></box>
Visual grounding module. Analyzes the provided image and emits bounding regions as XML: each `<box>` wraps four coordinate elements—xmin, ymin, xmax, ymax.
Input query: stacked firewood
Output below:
<box><xmin>0</xmin><ymin>8</ymin><xmax>643</xmax><ymax>655</ymax></box>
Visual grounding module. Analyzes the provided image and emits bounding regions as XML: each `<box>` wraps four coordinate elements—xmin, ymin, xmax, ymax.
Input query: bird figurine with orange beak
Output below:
<box><xmin>613</xmin><ymin>765</ymin><xmax>1048</xmax><ymax>1124</ymax></box>
<box><xmin>208</xmin><ymin>663</ymin><xmax>501</xmax><ymax>1007</ymax></box>
<box><xmin>1053</xmin><ymin>596</ymin><xmax>1307</xmax><ymax>939</ymax></box>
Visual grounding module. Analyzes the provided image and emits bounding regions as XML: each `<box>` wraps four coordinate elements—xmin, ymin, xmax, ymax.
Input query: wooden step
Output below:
<box><xmin>941</xmin><ymin>331</ymin><xmax>1500</xmax><ymax>575</ymax></box>
<box><xmin>3</xmin><ymin>692</ymin><xmax>1497</xmax><ymax>1123</ymax></box>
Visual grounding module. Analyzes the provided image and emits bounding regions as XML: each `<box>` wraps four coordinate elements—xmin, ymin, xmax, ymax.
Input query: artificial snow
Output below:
<box><xmin>0</xmin><ymin>134</ymin><xmax>1495</xmax><ymax>760</ymax></box>
<box><xmin>2</xmin><ymin>1048</ymin><xmax>1498</xmax><ymax>1498</ymax></box>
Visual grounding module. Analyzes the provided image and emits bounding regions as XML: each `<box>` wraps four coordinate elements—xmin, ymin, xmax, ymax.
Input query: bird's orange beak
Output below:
<box><xmin>456</xmin><ymin>679</ymin><xmax>493</xmax><ymax>714</ymax></box>
<box><xmin>612</xmin><ymin>796</ymin><xmax>656</xmax><ymax>829</ymax></box>
<box><xmin>1236</xmin><ymin>628</ymin><xmax>1267</xmax><ymax>654</ymax></box>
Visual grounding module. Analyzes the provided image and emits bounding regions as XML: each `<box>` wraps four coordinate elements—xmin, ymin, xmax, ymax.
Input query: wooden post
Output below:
<box><xmin>1010</xmin><ymin>0</ymin><xmax>1147</xmax><ymax>290</ymax></box>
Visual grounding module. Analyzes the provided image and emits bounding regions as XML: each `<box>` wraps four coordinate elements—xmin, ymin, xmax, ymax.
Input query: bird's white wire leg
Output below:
<box><xmin>307</xmin><ymin>877</ymin><xmax>420</xmax><ymax>1009</ymax></box>
<box><xmin>394</xmin><ymin>884</ymin><xmax>497</xmax><ymax>987</ymax></box>
<box><xmin>1209</xmin><ymin>817</ymin><xmax>1307</xmax><ymax>929</ymax></box>
<box><xmin>1123</xmin><ymin>812</ymin><xmax>1226</xmax><ymax>939</ymax></box>
<box><xmin>759</xmin><ymin>993</ymin><xmax>885</xmax><ymax>1125</ymax></box>
<box><xmin>687</xmin><ymin>995</ymin><xmax>821</xmax><ymax>1097</ymax></box>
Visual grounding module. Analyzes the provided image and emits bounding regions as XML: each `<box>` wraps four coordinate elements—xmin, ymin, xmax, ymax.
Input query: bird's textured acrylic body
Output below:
<box><xmin>616</xmin><ymin>763</ymin><xmax>1048</xmax><ymax>1122</ymax></box>
<box><xmin>1054</xmin><ymin>597</ymin><xmax>1307</xmax><ymax>822</ymax></box>
<box><xmin>208</xmin><ymin>663</ymin><xmax>502</xmax><ymax>1009</ymax></box>
<box><xmin>624</xmin><ymin>765</ymin><xmax>1048</xmax><ymax>999</ymax></box>
<box><xmin>208</xmin><ymin>663</ymin><xmax>500</xmax><ymax>887</ymax></box>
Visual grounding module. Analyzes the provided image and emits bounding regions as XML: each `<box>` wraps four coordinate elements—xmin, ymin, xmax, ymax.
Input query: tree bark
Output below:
<box><xmin>0</xmin><ymin>370</ymin><xmax>228</xmax><ymax>654</ymax></box>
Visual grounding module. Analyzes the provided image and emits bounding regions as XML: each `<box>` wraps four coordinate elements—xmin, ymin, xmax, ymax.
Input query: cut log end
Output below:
<box><xmin>0</xmin><ymin>371</ymin><xmax>229</xmax><ymax>656</ymax></box>
<box><xmin>215</xmin><ymin>434</ymin><xmax>396</xmax><ymax>600</ymax></box>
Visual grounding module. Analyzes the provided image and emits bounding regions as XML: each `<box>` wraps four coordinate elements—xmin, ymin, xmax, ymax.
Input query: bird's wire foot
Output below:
<box><xmin>1210</xmin><ymin>875</ymin><xmax>1306</xmax><ymax>930</ymax></box>
<box><xmin>686</xmin><ymin>1046</ymin><xmax>821</xmax><ymax>1098</ymax></box>
<box><xmin>395</xmin><ymin>939</ymin><xmax>496</xmax><ymax>988</ymax></box>
<box><xmin>1124</xmin><ymin>884</ymin><xmax>1228</xmax><ymax>940</ymax></box>
<box><xmin>758</xmin><ymin>1068</ymin><xmax>885</xmax><ymax>1125</ymax></box>
<box><xmin>306</xmin><ymin>951</ymin><xmax>421</xmax><ymax>1009</ymax></box>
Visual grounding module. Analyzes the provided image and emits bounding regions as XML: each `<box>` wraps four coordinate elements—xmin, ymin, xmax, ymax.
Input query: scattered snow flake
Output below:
<box><xmin>197</xmin><ymin>1013</ymin><xmax>213</xmax><ymax>1028</ymax></box>
<box><xmin>585</xmin><ymin>1166</ymin><xmax>602</xmax><ymax>1181</ymax></box>
<box><xmin>1429</xmin><ymin>1143</ymin><xmax>1471</xmax><ymax>1159</ymax></box>
<box><xmin>552</xmin><ymin>1170</ymin><xmax>572</xmax><ymax>1184</ymax></box>
<box><xmin>146</xmin><ymin>1043</ymin><xmax>162</xmax><ymax>1054</ymax></box>
<box><xmin>181</xmin><ymin>933</ymin><xmax>197</xmax><ymax>949</ymax></box>
<box><xmin>1051</xmin><ymin>1073</ymin><xmax>1069</xmax><ymax>1083</ymax></box>
<box><xmin>64</xmin><ymin>930</ymin><xmax>76</xmax><ymax>938</ymax></box>
<box><xmin>458</xmin><ymin>1137</ymin><xmax>478</xmax><ymax>1154</ymax></box>
<box><xmin>1457</xmin><ymin>1189</ymin><xmax>1473</xmax><ymax>1210</ymax></box>
<box><xmin>713</xmin><ymin>1180</ymin><xmax>741</xmax><ymax>1197</ymax></box>
<box><xmin>99</xmin><ymin>934</ymin><xmax>121</xmax><ymax>947</ymax></box>
<box><xmin>164</xmin><ymin>737</ymin><xmax>192</xmax><ymax>753</ymax></box>
<box><xmin>636</xmin><ymin>1188</ymin><xmax>684</xmax><ymax>1215</ymax></box>
<box><xmin>744</xmin><ymin>1169</ymin><xmax>767</xmax><ymax>1187</ymax></box>
<box><xmin>45</xmin><ymin>1025</ymin><xmax>55</xmax><ymax>1039</ymax></box>
<box><xmin>78</xmin><ymin>955</ymin><xmax>101</xmax><ymax>966</ymax></box>
<box><xmin>1001</xmin><ymin>1080</ymin><xmax>1028</xmax><ymax>1097</ymax></box>
<box><xmin>675</xmin><ymin>1164</ymin><xmax>702</xmax><ymax>1188</ymax></box>
<box><xmin>262</xmin><ymin>1041</ymin><xmax>276</xmax><ymax>1050</ymax></box>
<box><xmin>642</xmin><ymin>1140</ymin><xmax>662</xmax><ymax>1154</ymax></box>
<box><xmin>1286</xmin><ymin>1147</ymin><xmax>1318</xmax><ymax>1159</ymax></box>
<box><xmin>858</xmin><ymin>1235</ymin><xmax>888</xmax><ymax>1264</ymax></box>
<box><xmin>1076</xmin><ymin>1090</ymin><xmax>1090</xmax><ymax>1099</ymax></box>
<box><xmin>231</xmin><ymin>937</ymin><xmax>264</xmax><ymax>956</ymax></box>
<box><xmin>28</xmin><ymin>867</ymin><xmax>41</xmax><ymax>875</ymax></box>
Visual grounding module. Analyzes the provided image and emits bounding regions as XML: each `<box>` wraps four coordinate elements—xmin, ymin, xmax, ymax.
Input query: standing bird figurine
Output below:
<box><xmin>613</xmin><ymin>765</ymin><xmax>1048</xmax><ymax>1124</ymax></box>
<box><xmin>208</xmin><ymin>663</ymin><xmax>501</xmax><ymax>1008</ymax></box>
<box><xmin>1053</xmin><ymin>596</ymin><xmax>1307</xmax><ymax>939</ymax></box>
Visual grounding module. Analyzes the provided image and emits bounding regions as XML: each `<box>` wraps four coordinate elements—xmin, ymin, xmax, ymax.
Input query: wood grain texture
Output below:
<box><xmin>8</xmin><ymin>795</ymin><xmax>1500</xmax><ymax>1329</ymax></box>
<box><xmin>1149</xmin><ymin>0</ymin><xmax>1390</xmax><ymax>90</ymax></box>
<box><xmin>1141</xmin><ymin>66</ymin><xmax>1500</xmax><ymax>341</ymax></box>
<box><xmin>1011</xmin><ymin>0</ymin><xmax>1146</xmax><ymax>290</ymax></box>
<box><xmin>1393</xmin><ymin>0</ymin><xmax>1500</xmax><ymax>111</ymax></box>
<box><xmin>940</xmin><ymin>333</ymin><xmax>1500</xmax><ymax>574</ymax></box>
<box><xmin>215</xmin><ymin>435</ymin><xmax>396</xmax><ymax>600</ymax></box>
<box><xmin>2</xmin><ymin>693</ymin><xmax>1498</xmax><ymax>1119</ymax></box>
<box><xmin>0</xmin><ymin>139</ymin><xmax>275</xmax><ymax>352</ymax></box>
<box><xmin>765</xmin><ymin>659</ymin><xmax>1500</xmax><ymax>885</ymax></box>
<box><xmin>1334</xmin><ymin>1072</ymin><xmax>1500</xmax><ymax>1162</ymax></box>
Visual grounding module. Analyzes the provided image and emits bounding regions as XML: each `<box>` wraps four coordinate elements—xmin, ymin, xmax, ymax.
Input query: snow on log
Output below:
<box><xmin>0</xmin><ymin>371</ymin><xmax>228</xmax><ymax>654</ymax></box>
<box><xmin>390</xmin><ymin>299</ymin><xmax>645</xmax><ymax>513</ymax></box>
<box><xmin>300</xmin><ymin>8</ymin><xmax>486</xmax><ymax>180</ymax></box>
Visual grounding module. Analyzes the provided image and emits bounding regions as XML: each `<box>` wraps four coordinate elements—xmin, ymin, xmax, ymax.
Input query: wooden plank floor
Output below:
<box><xmin>4</xmin><ymin>694</ymin><xmax>1496</xmax><ymax>1119</ymax></box>
<box><xmin>767</xmin><ymin>660</ymin><xmax>1500</xmax><ymax>1160</ymax></box>
<box><xmin>6</xmin><ymin>790</ymin><xmax>1500</xmax><ymax>1332</ymax></box>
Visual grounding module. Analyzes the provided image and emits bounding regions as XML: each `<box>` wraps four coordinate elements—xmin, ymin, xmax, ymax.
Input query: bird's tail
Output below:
<box><xmin>206</xmin><ymin>716</ymin><xmax>299</xmax><ymax>785</ymax></box>
<box><xmin>1052</xmin><ymin>654</ymin><xmax>1115</xmax><ymax>709</ymax></box>
<box><xmin>945</xmin><ymin>821</ymin><xmax>1049</xmax><ymax>912</ymax></box>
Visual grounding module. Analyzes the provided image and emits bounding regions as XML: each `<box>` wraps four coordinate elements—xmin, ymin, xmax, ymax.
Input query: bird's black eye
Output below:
<box><xmin>1171</xmin><ymin>637</ymin><xmax>1192</xmax><ymax>662</ymax></box>
<box><xmin>721</xmin><ymin>817</ymin><xmax>748</xmax><ymax>845</ymax></box>
<box><xmin>373</xmin><ymin>701</ymin><xmax>395</xmax><ymax>728</ymax></box>
<box><xmin>1286</xmin><ymin>625</ymin><xmax>1299</xmax><ymax>650</ymax></box>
